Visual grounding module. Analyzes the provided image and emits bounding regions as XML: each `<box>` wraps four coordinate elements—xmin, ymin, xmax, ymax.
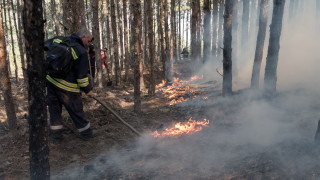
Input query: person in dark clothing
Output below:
<box><xmin>88</xmin><ymin>37</ymin><xmax>96</xmax><ymax>79</ymax></box>
<box><xmin>181</xmin><ymin>47</ymin><xmax>189</xmax><ymax>58</ymax></box>
<box><xmin>46</xmin><ymin>28</ymin><xmax>95</xmax><ymax>144</ymax></box>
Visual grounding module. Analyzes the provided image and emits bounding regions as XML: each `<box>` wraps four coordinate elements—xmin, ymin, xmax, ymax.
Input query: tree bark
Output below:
<box><xmin>211</xmin><ymin>0</ymin><xmax>219</xmax><ymax>57</ymax></box>
<box><xmin>251</xmin><ymin>0</ymin><xmax>269</xmax><ymax>89</ymax></box>
<box><xmin>241</xmin><ymin>0</ymin><xmax>250</xmax><ymax>52</ymax></box>
<box><xmin>91</xmin><ymin>0</ymin><xmax>102</xmax><ymax>87</ymax></box>
<box><xmin>8</xmin><ymin>1</ymin><xmax>18</xmax><ymax>81</ymax></box>
<box><xmin>264</xmin><ymin>0</ymin><xmax>286</xmax><ymax>94</ymax></box>
<box><xmin>2</xmin><ymin>0</ymin><xmax>12</xmax><ymax>77</ymax></box>
<box><xmin>110</xmin><ymin>0</ymin><xmax>121</xmax><ymax>85</ymax></box>
<box><xmin>11</xmin><ymin>0</ymin><xmax>25</xmax><ymax>82</ymax></box>
<box><xmin>170</xmin><ymin>0</ymin><xmax>176</xmax><ymax>64</ymax></box>
<box><xmin>191</xmin><ymin>0</ymin><xmax>201</xmax><ymax>63</ymax></box>
<box><xmin>158</xmin><ymin>0</ymin><xmax>165</xmax><ymax>79</ymax></box>
<box><xmin>203</xmin><ymin>0</ymin><xmax>211</xmax><ymax>63</ymax></box>
<box><xmin>146</xmin><ymin>0</ymin><xmax>155</xmax><ymax>95</ymax></box>
<box><xmin>123</xmin><ymin>0</ymin><xmax>130</xmax><ymax>82</ymax></box>
<box><xmin>232</xmin><ymin>0</ymin><xmax>239</xmax><ymax>76</ymax></box>
<box><xmin>117</xmin><ymin>2</ymin><xmax>124</xmax><ymax>71</ymax></box>
<box><xmin>0</xmin><ymin>8</ymin><xmax>17</xmax><ymax>130</ymax></box>
<box><xmin>218</xmin><ymin>0</ymin><xmax>224</xmax><ymax>57</ymax></box>
<box><xmin>130</xmin><ymin>0</ymin><xmax>142</xmax><ymax>113</ymax></box>
<box><xmin>223</xmin><ymin>0</ymin><xmax>234</xmax><ymax>96</ymax></box>
<box><xmin>62</xmin><ymin>0</ymin><xmax>86</xmax><ymax>35</ymax></box>
<box><xmin>50</xmin><ymin>0</ymin><xmax>59</xmax><ymax>35</ymax></box>
<box><xmin>23</xmin><ymin>0</ymin><xmax>50</xmax><ymax>179</ymax></box>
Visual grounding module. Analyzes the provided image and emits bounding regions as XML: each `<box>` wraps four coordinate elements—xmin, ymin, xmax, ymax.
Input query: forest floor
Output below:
<box><xmin>1</xmin><ymin>59</ymin><xmax>320</xmax><ymax>180</ymax></box>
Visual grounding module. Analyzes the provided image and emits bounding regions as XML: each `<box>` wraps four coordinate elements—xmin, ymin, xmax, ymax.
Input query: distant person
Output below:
<box><xmin>181</xmin><ymin>47</ymin><xmax>189</xmax><ymax>58</ymax></box>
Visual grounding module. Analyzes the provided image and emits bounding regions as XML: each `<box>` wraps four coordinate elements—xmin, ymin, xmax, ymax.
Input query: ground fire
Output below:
<box><xmin>152</xmin><ymin>118</ymin><xmax>209</xmax><ymax>137</ymax></box>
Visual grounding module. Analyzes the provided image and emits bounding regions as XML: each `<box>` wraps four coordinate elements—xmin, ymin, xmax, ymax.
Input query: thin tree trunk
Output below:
<box><xmin>2</xmin><ymin>0</ymin><xmax>11</xmax><ymax>77</ymax></box>
<box><xmin>50</xmin><ymin>0</ymin><xmax>59</xmax><ymax>35</ymax></box>
<box><xmin>0</xmin><ymin>8</ymin><xmax>17</xmax><ymax>130</ymax></box>
<box><xmin>62</xmin><ymin>0</ymin><xmax>86</xmax><ymax>35</ymax></box>
<box><xmin>8</xmin><ymin>1</ymin><xmax>18</xmax><ymax>81</ymax></box>
<box><xmin>170</xmin><ymin>0</ymin><xmax>176</xmax><ymax>64</ymax></box>
<box><xmin>91</xmin><ymin>0</ymin><xmax>102</xmax><ymax>87</ymax></box>
<box><xmin>110</xmin><ymin>0</ymin><xmax>120</xmax><ymax>85</ymax></box>
<box><xmin>251</xmin><ymin>0</ymin><xmax>269</xmax><ymax>89</ymax></box>
<box><xmin>130</xmin><ymin>0</ymin><xmax>142</xmax><ymax>113</ymax></box>
<box><xmin>203</xmin><ymin>0</ymin><xmax>211</xmax><ymax>63</ymax></box>
<box><xmin>186</xmin><ymin>9</ymin><xmax>189</xmax><ymax>49</ymax></box>
<box><xmin>232</xmin><ymin>0</ymin><xmax>239</xmax><ymax>76</ymax></box>
<box><xmin>146</xmin><ymin>0</ymin><xmax>155</xmax><ymax>95</ymax></box>
<box><xmin>241</xmin><ymin>0</ymin><xmax>250</xmax><ymax>52</ymax></box>
<box><xmin>123</xmin><ymin>0</ymin><xmax>130</xmax><ymax>82</ymax></box>
<box><xmin>43</xmin><ymin>0</ymin><xmax>47</xmax><ymax>39</ymax></box>
<box><xmin>218</xmin><ymin>0</ymin><xmax>224</xmax><ymax>57</ymax></box>
<box><xmin>264</xmin><ymin>0</ymin><xmax>285</xmax><ymax>94</ymax></box>
<box><xmin>191</xmin><ymin>0</ymin><xmax>201</xmax><ymax>63</ymax></box>
<box><xmin>23</xmin><ymin>0</ymin><xmax>50</xmax><ymax>179</ymax></box>
<box><xmin>223</xmin><ymin>0</ymin><xmax>234</xmax><ymax>96</ymax></box>
<box><xmin>16</xmin><ymin>0</ymin><xmax>28</xmax><ymax>81</ymax></box>
<box><xmin>10</xmin><ymin>0</ymin><xmax>22</xmax><ymax>80</ymax></box>
<box><xmin>117</xmin><ymin>1</ymin><xmax>124</xmax><ymax>71</ymax></box>
<box><xmin>158</xmin><ymin>0</ymin><xmax>165</xmax><ymax>79</ymax></box>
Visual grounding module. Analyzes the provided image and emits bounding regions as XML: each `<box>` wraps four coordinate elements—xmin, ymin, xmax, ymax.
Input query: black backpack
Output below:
<box><xmin>44</xmin><ymin>36</ymin><xmax>78</xmax><ymax>78</ymax></box>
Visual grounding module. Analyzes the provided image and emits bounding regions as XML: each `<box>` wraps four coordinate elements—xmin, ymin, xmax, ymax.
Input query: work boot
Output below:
<box><xmin>50</xmin><ymin>129</ymin><xmax>63</xmax><ymax>144</ymax></box>
<box><xmin>79</xmin><ymin>128</ymin><xmax>96</xmax><ymax>141</ymax></box>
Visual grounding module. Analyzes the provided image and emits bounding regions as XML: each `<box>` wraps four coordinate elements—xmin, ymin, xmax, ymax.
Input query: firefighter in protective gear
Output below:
<box><xmin>46</xmin><ymin>28</ymin><xmax>94</xmax><ymax>143</ymax></box>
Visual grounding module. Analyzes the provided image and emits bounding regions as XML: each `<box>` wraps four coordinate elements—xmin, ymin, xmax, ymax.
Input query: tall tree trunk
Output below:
<box><xmin>232</xmin><ymin>0</ymin><xmax>239</xmax><ymax>76</ymax></box>
<box><xmin>0</xmin><ymin>8</ymin><xmax>17</xmax><ymax>130</ymax></box>
<box><xmin>217</xmin><ymin>0</ymin><xmax>224</xmax><ymax>57</ymax></box>
<box><xmin>123</xmin><ymin>0</ymin><xmax>130</xmax><ymax>82</ymax></box>
<box><xmin>186</xmin><ymin>9</ymin><xmax>189</xmax><ymax>48</ymax></box>
<box><xmin>62</xmin><ymin>0</ymin><xmax>86</xmax><ymax>35</ymax></box>
<box><xmin>264</xmin><ymin>0</ymin><xmax>286</xmax><ymax>94</ymax></box>
<box><xmin>203</xmin><ymin>0</ymin><xmax>211</xmax><ymax>63</ymax></box>
<box><xmin>191</xmin><ymin>0</ymin><xmax>201</xmax><ymax>63</ymax></box>
<box><xmin>158</xmin><ymin>0</ymin><xmax>165</xmax><ymax>79</ymax></box>
<box><xmin>223</xmin><ymin>0</ymin><xmax>234</xmax><ymax>96</ymax></box>
<box><xmin>2</xmin><ymin>0</ymin><xmax>11</xmax><ymax>77</ymax></box>
<box><xmin>146</xmin><ymin>0</ymin><xmax>155</xmax><ymax>95</ymax></box>
<box><xmin>241</xmin><ymin>0</ymin><xmax>250</xmax><ymax>52</ymax></box>
<box><xmin>170</xmin><ymin>0</ymin><xmax>176</xmax><ymax>63</ymax></box>
<box><xmin>117</xmin><ymin>2</ymin><xmax>124</xmax><ymax>71</ymax></box>
<box><xmin>10</xmin><ymin>0</ymin><xmax>22</xmax><ymax>80</ymax></box>
<box><xmin>163</xmin><ymin>0</ymin><xmax>170</xmax><ymax>82</ymax></box>
<box><xmin>8</xmin><ymin>1</ymin><xmax>18</xmax><ymax>81</ymax></box>
<box><xmin>91</xmin><ymin>0</ymin><xmax>102</xmax><ymax>87</ymax></box>
<box><xmin>50</xmin><ymin>0</ymin><xmax>59</xmax><ymax>36</ymax></box>
<box><xmin>23</xmin><ymin>0</ymin><xmax>50</xmax><ymax>179</ymax></box>
<box><xmin>110</xmin><ymin>0</ymin><xmax>121</xmax><ymax>85</ymax></box>
<box><xmin>251</xmin><ymin>0</ymin><xmax>269</xmax><ymax>89</ymax></box>
<box><xmin>17</xmin><ymin>0</ymin><xmax>27</xmax><ymax>82</ymax></box>
<box><xmin>130</xmin><ymin>0</ymin><xmax>142</xmax><ymax>113</ymax></box>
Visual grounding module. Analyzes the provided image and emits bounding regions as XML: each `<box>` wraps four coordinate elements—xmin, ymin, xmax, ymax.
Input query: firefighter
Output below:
<box><xmin>46</xmin><ymin>28</ymin><xmax>95</xmax><ymax>144</ymax></box>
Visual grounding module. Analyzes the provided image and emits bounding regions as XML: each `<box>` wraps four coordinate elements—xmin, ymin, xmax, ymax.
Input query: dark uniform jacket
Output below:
<box><xmin>45</xmin><ymin>34</ymin><xmax>92</xmax><ymax>94</ymax></box>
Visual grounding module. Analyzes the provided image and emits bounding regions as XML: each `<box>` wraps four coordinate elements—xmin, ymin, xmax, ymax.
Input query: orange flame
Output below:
<box><xmin>152</xmin><ymin>118</ymin><xmax>209</xmax><ymax>137</ymax></box>
<box><xmin>156</xmin><ymin>80</ymin><xmax>167</xmax><ymax>88</ymax></box>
